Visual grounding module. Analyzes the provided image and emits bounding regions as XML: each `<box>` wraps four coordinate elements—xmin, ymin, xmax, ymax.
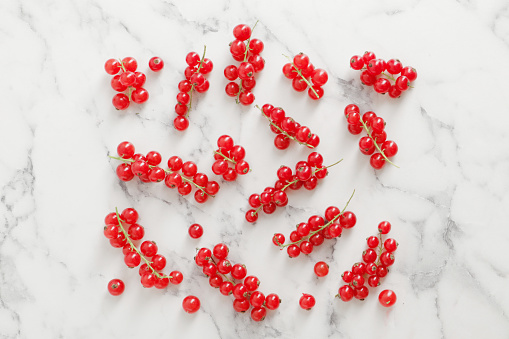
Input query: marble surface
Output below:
<box><xmin>1</xmin><ymin>0</ymin><xmax>509</xmax><ymax>338</ymax></box>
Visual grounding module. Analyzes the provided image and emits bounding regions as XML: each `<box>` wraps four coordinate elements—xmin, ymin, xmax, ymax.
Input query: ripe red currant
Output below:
<box><xmin>379</xmin><ymin>289</ymin><xmax>397</xmax><ymax>307</ymax></box>
<box><xmin>182</xmin><ymin>295</ymin><xmax>200</xmax><ymax>313</ymax></box>
<box><xmin>314</xmin><ymin>261</ymin><xmax>329</xmax><ymax>277</ymax></box>
<box><xmin>148</xmin><ymin>57</ymin><xmax>164</xmax><ymax>72</ymax></box>
<box><xmin>107</xmin><ymin>279</ymin><xmax>125</xmax><ymax>296</ymax></box>
<box><xmin>299</xmin><ymin>293</ymin><xmax>315</xmax><ymax>310</ymax></box>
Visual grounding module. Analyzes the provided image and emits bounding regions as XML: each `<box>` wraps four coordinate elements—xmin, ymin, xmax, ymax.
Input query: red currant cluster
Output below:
<box><xmin>212</xmin><ymin>135</ymin><xmax>250</xmax><ymax>181</ymax></box>
<box><xmin>194</xmin><ymin>243</ymin><xmax>280</xmax><ymax>321</ymax></box>
<box><xmin>350</xmin><ymin>51</ymin><xmax>417</xmax><ymax>98</ymax></box>
<box><xmin>344</xmin><ymin>104</ymin><xmax>399</xmax><ymax>170</ymax></box>
<box><xmin>337</xmin><ymin>221</ymin><xmax>397</xmax><ymax>302</ymax></box>
<box><xmin>224</xmin><ymin>23</ymin><xmax>265</xmax><ymax>105</ymax></box>
<box><xmin>112</xmin><ymin>141</ymin><xmax>219</xmax><ymax>203</ymax></box>
<box><xmin>257</xmin><ymin>104</ymin><xmax>320</xmax><ymax>150</ymax></box>
<box><xmin>103</xmin><ymin>208</ymin><xmax>183</xmax><ymax>290</ymax></box>
<box><xmin>272</xmin><ymin>191</ymin><xmax>356</xmax><ymax>258</ymax></box>
<box><xmin>282</xmin><ymin>53</ymin><xmax>328</xmax><ymax>100</ymax></box>
<box><xmin>174</xmin><ymin>47</ymin><xmax>213</xmax><ymax>131</ymax></box>
<box><xmin>105</xmin><ymin>57</ymin><xmax>152</xmax><ymax>110</ymax></box>
<box><xmin>245</xmin><ymin>153</ymin><xmax>339</xmax><ymax>223</ymax></box>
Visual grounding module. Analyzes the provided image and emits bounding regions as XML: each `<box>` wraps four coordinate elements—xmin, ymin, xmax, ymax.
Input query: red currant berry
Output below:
<box><xmin>245</xmin><ymin>209</ymin><xmax>258</xmax><ymax>223</ymax></box>
<box><xmin>293</xmin><ymin>53</ymin><xmax>310</xmax><ymax>70</ymax></box>
<box><xmin>177</xmin><ymin>182</ymin><xmax>192</xmax><ymax>195</ymax></box>
<box><xmin>115</xmin><ymin>164</ymin><xmax>133</xmax><ymax>182</ymax></box>
<box><xmin>249</xmin><ymin>291</ymin><xmax>265</xmax><ymax>308</ymax></box>
<box><xmin>377</xmin><ymin>265</ymin><xmax>388</xmax><ymax>278</ymax></box>
<box><xmin>233</xmin><ymin>283</ymin><xmax>248</xmax><ymax>300</ymax></box>
<box><xmin>348</xmin><ymin>123</ymin><xmax>363</xmax><ymax>135</ymax></box>
<box><xmin>311</xmin><ymin>68</ymin><xmax>328</xmax><ymax>86</ymax></box>
<box><xmin>217</xmin><ymin>259</ymin><xmax>232</xmax><ymax>274</ymax></box>
<box><xmin>235</xmin><ymin>160</ymin><xmax>250</xmax><ymax>175</ymax></box>
<box><xmin>359</xmin><ymin>136</ymin><xmax>375</xmax><ymax>155</ymax></box>
<box><xmin>244</xmin><ymin>275</ymin><xmax>260</xmax><ymax>291</ymax></box>
<box><xmin>350</xmin><ymin>55</ymin><xmax>365</xmax><ymax>70</ymax></box>
<box><xmin>378</xmin><ymin>221</ymin><xmax>391</xmax><ymax>234</ymax></box>
<box><xmin>248</xmin><ymin>39</ymin><xmax>264</xmax><ymax>54</ymax></box>
<box><xmin>342</xmin><ymin>270</ymin><xmax>354</xmax><ymax>283</ymax></box>
<box><xmin>379</xmin><ymin>289</ymin><xmax>397</xmax><ymax>307</ymax></box>
<box><xmin>148</xmin><ymin>57</ymin><xmax>164</xmax><ymax>71</ymax></box>
<box><xmin>111</xmin><ymin>75</ymin><xmax>128</xmax><ymax>92</ymax></box>
<box><xmin>301</xmin><ymin>63</ymin><xmax>315</xmax><ymax>77</ymax></box>
<box><xmin>109</xmin><ymin>233</ymin><xmax>127</xmax><ymax>248</ymax></box>
<box><xmin>200</xmin><ymin>58</ymin><xmax>213</xmax><ymax>74</ymax></box>
<box><xmin>188</xmin><ymin>224</ymin><xmax>203</xmax><ymax>239</ymax></box>
<box><xmin>194</xmin><ymin>190</ymin><xmax>208</xmax><ymax>203</ymax></box>
<box><xmin>282</xmin><ymin>63</ymin><xmax>297</xmax><ymax>79</ymax></box>
<box><xmin>128</xmin><ymin>224</ymin><xmax>144</xmax><ymax>240</ymax></box>
<box><xmin>103</xmin><ymin>224</ymin><xmax>119</xmax><ymax>239</ymax></box>
<box><xmin>362</xmin><ymin>249</ymin><xmax>378</xmax><ymax>263</ymax></box>
<box><xmin>140</xmin><ymin>273</ymin><xmax>156</xmax><ymax>288</ymax></box>
<box><xmin>382</xmin><ymin>140</ymin><xmax>398</xmax><ymax>157</ymax></box>
<box><xmin>107</xmin><ymin>279</ymin><xmax>125</xmax><ymax>295</ymax></box>
<box><xmin>388</xmin><ymin>86</ymin><xmax>402</xmax><ymax>98</ymax></box>
<box><xmin>265</xmin><ymin>294</ymin><xmax>281</xmax><ymax>310</ymax></box>
<box><xmin>182</xmin><ymin>295</ymin><xmax>200</xmax><ymax>313</ymax></box>
<box><xmin>272</xmin><ymin>233</ymin><xmax>285</xmax><ymax>246</ymax></box>
<box><xmin>362</xmin><ymin>51</ymin><xmax>376</xmax><ymax>64</ymax></box>
<box><xmin>169</xmin><ymin>271</ymin><xmax>183</xmax><ymax>285</ymax></box>
<box><xmin>354</xmin><ymin>286</ymin><xmax>369</xmax><ymax>300</ymax></box>
<box><xmin>292</xmin><ymin>77</ymin><xmax>308</xmax><ymax>92</ymax></box>
<box><xmin>339</xmin><ymin>211</ymin><xmax>356</xmax><ymax>229</ymax></box>
<box><xmin>248</xmin><ymin>54</ymin><xmax>265</xmax><ymax>72</ymax></box>
<box><xmin>151</xmin><ymin>254</ymin><xmax>167</xmax><ymax>270</ymax></box>
<box><xmin>299</xmin><ymin>293</ymin><xmax>315</xmax><ymax>310</ymax></box>
<box><xmin>233</xmin><ymin>24</ymin><xmax>251</xmax><ymax>40</ymax></box>
<box><xmin>287</xmin><ymin>244</ymin><xmax>301</xmax><ymax>258</ymax></box>
<box><xmin>105</xmin><ymin>59</ymin><xmax>121</xmax><ymax>75</ymax></box>
<box><xmin>186</xmin><ymin>52</ymin><xmax>200</xmax><ymax>67</ymax></box>
<box><xmin>274</xmin><ymin>134</ymin><xmax>290</xmax><ymax>150</ymax></box>
<box><xmin>338</xmin><ymin>285</ymin><xmax>354</xmax><ymax>301</ymax></box>
<box><xmin>380</xmin><ymin>252</ymin><xmax>395</xmax><ymax>266</ymax></box>
<box><xmin>122</xmin><ymin>57</ymin><xmax>137</xmax><ymax>72</ymax></box>
<box><xmin>140</xmin><ymin>240</ymin><xmax>158</xmax><ymax>257</ymax></box>
<box><xmin>112</xmin><ymin>93</ymin><xmax>130</xmax><ymax>110</ymax></box>
<box><xmin>384</xmin><ymin>238</ymin><xmax>398</xmax><ymax>252</ymax></box>
<box><xmin>233</xmin><ymin>298</ymin><xmax>250</xmax><ymax>312</ymax></box>
<box><xmin>239</xmin><ymin>91</ymin><xmax>255</xmax><ymax>105</ymax></box>
<box><xmin>273</xmin><ymin>190</ymin><xmax>288</xmax><ymax>206</ymax></box>
<box><xmin>308</xmin><ymin>85</ymin><xmax>324</xmax><ymax>100</ymax></box>
<box><xmin>344</xmin><ymin>104</ymin><xmax>360</xmax><ymax>116</ymax></box>
<box><xmin>352</xmin><ymin>262</ymin><xmax>366</xmax><ymax>275</ymax></box>
<box><xmin>230</xmin><ymin>39</ymin><xmax>247</xmax><ymax>56</ymax></box>
<box><xmin>367</xmin><ymin>236</ymin><xmax>380</xmax><ymax>248</ymax></box>
<box><xmin>184</xmin><ymin>66</ymin><xmax>196</xmax><ymax>79</ymax></box>
<box><xmin>370</xmin><ymin>153</ymin><xmax>386</xmax><ymax>169</ymax></box>
<box><xmin>190</xmin><ymin>72</ymin><xmax>206</xmax><ymax>87</ymax></box>
<box><xmin>366</xmin><ymin>262</ymin><xmax>378</xmax><ymax>276</ymax></box>
<box><xmin>328</xmin><ymin>223</ymin><xmax>342</xmax><ymax>237</ymax></box>
<box><xmin>395</xmin><ymin>75</ymin><xmax>410</xmax><ymax>91</ymax></box>
<box><xmin>360</xmin><ymin>70</ymin><xmax>377</xmax><ymax>86</ymax></box>
<box><xmin>309</xmin><ymin>233</ymin><xmax>324</xmax><ymax>246</ymax></box>
<box><xmin>367</xmin><ymin>59</ymin><xmax>384</xmax><ymax>75</ymax></box>
<box><xmin>368</xmin><ymin>275</ymin><xmax>381</xmax><ymax>287</ymax></box>
<box><xmin>220</xmin><ymin>281</ymin><xmax>234</xmax><ymax>296</ymax></box>
<box><xmin>131</xmin><ymin>160</ymin><xmax>150</xmax><ymax>177</ymax></box>
<box><xmin>352</xmin><ymin>274</ymin><xmax>365</xmax><ymax>289</ymax></box>
<box><xmin>314</xmin><ymin>261</ymin><xmax>329</xmax><ymax>277</ymax></box>
<box><xmin>225</xmin><ymin>82</ymin><xmax>240</xmax><ymax>97</ymax></box>
<box><xmin>307</xmin><ymin>134</ymin><xmax>320</xmax><ymax>148</ymax></box>
<box><xmin>212</xmin><ymin>243</ymin><xmax>229</xmax><ymax>260</ymax></box>
<box><xmin>238</xmin><ymin>62</ymin><xmax>254</xmax><ymax>80</ymax></box>
<box><xmin>370</xmin><ymin>117</ymin><xmax>385</xmax><ymax>133</ymax></box>
<box><xmin>300</xmin><ymin>241</ymin><xmax>314</xmax><ymax>254</ymax></box>
<box><xmin>231</xmin><ymin>264</ymin><xmax>247</xmax><ymax>280</ymax></box>
<box><xmin>324</xmin><ymin>206</ymin><xmax>341</xmax><ymax>222</ymax></box>
<box><xmin>205</xmin><ymin>181</ymin><xmax>220</xmax><ymax>195</ymax></box>
<box><xmin>401</xmin><ymin>66</ymin><xmax>417</xmax><ymax>81</ymax></box>
<box><xmin>386</xmin><ymin>59</ymin><xmax>403</xmax><ymax>74</ymax></box>
<box><xmin>174</xmin><ymin>116</ymin><xmax>189</xmax><ymax>131</ymax></box>
<box><xmin>374</xmin><ymin>78</ymin><xmax>391</xmax><ymax>93</ymax></box>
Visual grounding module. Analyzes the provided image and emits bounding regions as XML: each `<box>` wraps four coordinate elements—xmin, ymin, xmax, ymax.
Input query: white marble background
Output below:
<box><xmin>1</xmin><ymin>0</ymin><xmax>509</xmax><ymax>338</ymax></box>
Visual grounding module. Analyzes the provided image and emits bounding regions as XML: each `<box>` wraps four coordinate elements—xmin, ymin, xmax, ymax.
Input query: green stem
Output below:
<box><xmin>280</xmin><ymin>159</ymin><xmax>343</xmax><ymax>192</ymax></box>
<box><xmin>358</xmin><ymin>119</ymin><xmax>399</xmax><ymax>168</ymax></box>
<box><xmin>279</xmin><ymin>189</ymin><xmax>355</xmax><ymax>248</ymax></box>
<box><xmin>375</xmin><ymin>232</ymin><xmax>384</xmax><ymax>266</ymax></box>
<box><xmin>254</xmin><ymin>105</ymin><xmax>315</xmax><ymax>149</ymax></box>
<box><xmin>282</xmin><ymin>54</ymin><xmax>319</xmax><ymax>98</ymax></box>
<box><xmin>213</xmin><ymin>151</ymin><xmax>236</xmax><ymax>165</ymax></box>
<box><xmin>109</xmin><ymin>156</ymin><xmax>214</xmax><ymax>197</ymax></box>
<box><xmin>114</xmin><ymin>208</ymin><xmax>170</xmax><ymax>280</ymax></box>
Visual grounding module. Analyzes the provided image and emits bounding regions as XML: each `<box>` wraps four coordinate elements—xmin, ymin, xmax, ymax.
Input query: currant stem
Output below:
<box><xmin>114</xmin><ymin>208</ymin><xmax>170</xmax><ymax>280</ymax></box>
<box><xmin>280</xmin><ymin>159</ymin><xmax>343</xmax><ymax>192</ymax></box>
<box><xmin>254</xmin><ymin>105</ymin><xmax>315</xmax><ymax>148</ymax></box>
<box><xmin>109</xmin><ymin>155</ymin><xmax>214</xmax><ymax>197</ymax></box>
<box><xmin>186</xmin><ymin>45</ymin><xmax>207</xmax><ymax>117</ymax></box>
<box><xmin>358</xmin><ymin>119</ymin><xmax>399</xmax><ymax>168</ymax></box>
<box><xmin>213</xmin><ymin>151</ymin><xmax>236</xmax><ymax>164</ymax></box>
<box><xmin>282</xmin><ymin>54</ymin><xmax>319</xmax><ymax>98</ymax></box>
<box><xmin>279</xmin><ymin>189</ymin><xmax>355</xmax><ymax>248</ymax></box>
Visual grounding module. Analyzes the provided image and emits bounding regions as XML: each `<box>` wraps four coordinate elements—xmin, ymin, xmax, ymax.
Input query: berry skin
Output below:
<box><xmin>368</xmin><ymin>275</ymin><xmax>381</xmax><ymax>287</ymax></box>
<box><xmin>370</xmin><ymin>153</ymin><xmax>386</xmax><ymax>169</ymax></box>
<box><xmin>249</xmin><ymin>291</ymin><xmax>265</xmax><ymax>308</ymax></box>
<box><xmin>386</xmin><ymin>59</ymin><xmax>403</xmax><ymax>74</ymax></box>
<box><xmin>384</xmin><ymin>238</ymin><xmax>398</xmax><ymax>252</ymax></box>
<box><xmin>382</xmin><ymin>140</ymin><xmax>398</xmax><ymax>157</ymax></box>
<box><xmin>338</xmin><ymin>285</ymin><xmax>354</xmax><ymax>302</ymax></box>
<box><xmin>374</xmin><ymin>78</ymin><xmax>391</xmax><ymax>93</ymax></box>
<box><xmin>128</xmin><ymin>224</ymin><xmax>144</xmax><ymax>240</ymax></box>
<box><xmin>148</xmin><ymin>57</ymin><xmax>164</xmax><ymax>71</ymax></box>
<box><xmin>220</xmin><ymin>281</ymin><xmax>234</xmax><ymax>296</ymax></box>
<box><xmin>117</xmin><ymin>141</ymin><xmax>135</xmax><ymax>159</ymax></box>
<box><xmin>111</xmin><ymin>75</ymin><xmax>128</xmax><ymax>92</ymax></box>
<box><xmin>233</xmin><ymin>24</ymin><xmax>252</xmax><ymax>41</ymax></box>
<box><xmin>122</xmin><ymin>57</ymin><xmax>138</xmax><ymax>72</ymax></box>
<box><xmin>244</xmin><ymin>276</ymin><xmax>260</xmax><ymax>291</ymax></box>
<box><xmin>182</xmin><ymin>295</ymin><xmax>200</xmax><ymax>313</ymax></box>
<box><xmin>395</xmin><ymin>75</ymin><xmax>410</xmax><ymax>91</ymax></box>
<box><xmin>188</xmin><ymin>224</ymin><xmax>203</xmax><ymax>239</ymax></box>
<box><xmin>378</xmin><ymin>221</ymin><xmax>391</xmax><ymax>234</ymax></box>
<box><xmin>174</xmin><ymin>116</ymin><xmax>189</xmax><ymax>131</ymax></box>
<box><xmin>151</xmin><ymin>254</ymin><xmax>167</xmax><ymax>270</ymax></box>
<box><xmin>230</xmin><ymin>39</ymin><xmax>247</xmax><ymax>56</ymax></box>
<box><xmin>311</xmin><ymin>68</ymin><xmax>328</xmax><ymax>86</ymax></box>
<box><xmin>380</xmin><ymin>252</ymin><xmax>395</xmax><ymax>266</ymax></box>
<box><xmin>340</xmin><ymin>211</ymin><xmax>357</xmax><ymax>228</ymax></box>
<box><xmin>360</xmin><ymin>70</ymin><xmax>377</xmax><ymax>86</ymax></box>
<box><xmin>213</xmin><ymin>243</ymin><xmax>229</xmax><ymax>260</ymax></box>
<box><xmin>212</xmin><ymin>160</ymin><xmax>228</xmax><ymax>175</ymax></box>
<box><xmin>169</xmin><ymin>271</ymin><xmax>184</xmax><ymax>284</ymax></box>
<box><xmin>367</xmin><ymin>59</ymin><xmax>384</xmax><ymax>75</ymax></box>
<box><xmin>239</xmin><ymin>91</ymin><xmax>255</xmax><ymax>105</ymax></box>
<box><xmin>283</xmin><ymin>63</ymin><xmax>298</xmax><ymax>79</ymax></box>
<box><xmin>233</xmin><ymin>283</ymin><xmax>248</xmax><ymax>300</ymax></box>
<box><xmin>308</xmin><ymin>86</ymin><xmax>324</xmax><ymax>100</ymax></box>
<box><xmin>294</xmin><ymin>53</ymin><xmax>310</xmax><ymax>70</ymax></box>
<box><xmin>342</xmin><ymin>271</ymin><xmax>354</xmax><ymax>283</ymax></box>
<box><xmin>272</xmin><ymin>233</ymin><xmax>285</xmax><ymax>246</ymax></box>
<box><xmin>354</xmin><ymin>286</ymin><xmax>369</xmax><ymax>300</ymax></box>
<box><xmin>362</xmin><ymin>51</ymin><xmax>376</xmax><ymax>64</ymax></box>
<box><xmin>379</xmin><ymin>290</ymin><xmax>397</xmax><ymax>307</ymax></box>
<box><xmin>248</xmin><ymin>54</ymin><xmax>265</xmax><ymax>72</ymax></box>
<box><xmin>350</xmin><ymin>55</ymin><xmax>365</xmax><ymax>70</ymax></box>
<box><xmin>112</xmin><ymin>93</ymin><xmax>130</xmax><ymax>110</ymax></box>
<box><xmin>140</xmin><ymin>241</ymin><xmax>158</xmax><ymax>257</ymax></box>
<box><xmin>299</xmin><ymin>293</ymin><xmax>316</xmax><ymax>310</ymax></box>
<box><xmin>224</xmin><ymin>65</ymin><xmax>238</xmax><ymax>80</ymax></box>
<box><xmin>200</xmin><ymin>59</ymin><xmax>213</xmax><ymax>74</ymax></box>
<box><xmin>225</xmin><ymin>82</ymin><xmax>240</xmax><ymax>97</ymax></box>
<box><xmin>314</xmin><ymin>261</ymin><xmax>329</xmax><ymax>277</ymax></box>
<box><xmin>231</xmin><ymin>264</ymin><xmax>247</xmax><ymax>280</ymax></box>
<box><xmin>140</xmin><ymin>273</ymin><xmax>156</xmax><ymax>288</ymax></box>
<box><xmin>265</xmin><ymin>293</ymin><xmax>281</xmax><ymax>310</ymax></box>
<box><xmin>132</xmin><ymin>88</ymin><xmax>149</xmax><ymax>104</ymax></box>
<box><xmin>107</xmin><ymin>279</ymin><xmax>125</xmax><ymax>296</ymax></box>
<box><xmin>359</xmin><ymin>136</ymin><xmax>375</xmax><ymax>155</ymax></box>
<box><xmin>233</xmin><ymin>298</ymin><xmax>250</xmax><ymax>312</ymax></box>
<box><xmin>248</xmin><ymin>39</ymin><xmax>264</xmax><ymax>54</ymax></box>
<box><xmin>362</xmin><ymin>249</ymin><xmax>378</xmax><ymax>263</ymax></box>
<box><xmin>245</xmin><ymin>209</ymin><xmax>258</xmax><ymax>223</ymax></box>
<box><xmin>401</xmin><ymin>66</ymin><xmax>417</xmax><ymax>81</ymax></box>
<box><xmin>287</xmin><ymin>244</ymin><xmax>301</xmax><ymax>258</ymax></box>
<box><xmin>292</xmin><ymin>77</ymin><xmax>308</xmax><ymax>92</ymax></box>
<box><xmin>238</xmin><ymin>62</ymin><xmax>255</xmax><ymax>80</ymax></box>
<box><xmin>367</xmin><ymin>236</ymin><xmax>380</xmax><ymax>248</ymax></box>
<box><xmin>388</xmin><ymin>86</ymin><xmax>402</xmax><ymax>98</ymax></box>
<box><xmin>235</xmin><ymin>160</ymin><xmax>250</xmax><ymax>175</ymax></box>
<box><xmin>274</xmin><ymin>134</ymin><xmax>290</xmax><ymax>150</ymax></box>
<box><xmin>186</xmin><ymin>52</ymin><xmax>200</xmax><ymax>67</ymax></box>
<box><xmin>105</xmin><ymin>59</ymin><xmax>121</xmax><ymax>75</ymax></box>
<box><xmin>124</xmin><ymin>252</ymin><xmax>141</xmax><ymax>268</ymax></box>
<box><xmin>251</xmin><ymin>307</ymin><xmax>267</xmax><ymax>322</ymax></box>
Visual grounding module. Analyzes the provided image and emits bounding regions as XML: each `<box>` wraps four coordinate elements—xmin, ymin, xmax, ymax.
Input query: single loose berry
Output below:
<box><xmin>148</xmin><ymin>57</ymin><xmax>164</xmax><ymax>71</ymax></box>
<box><xmin>182</xmin><ymin>295</ymin><xmax>200</xmax><ymax>313</ymax></box>
<box><xmin>299</xmin><ymin>293</ymin><xmax>315</xmax><ymax>310</ymax></box>
<box><xmin>379</xmin><ymin>289</ymin><xmax>397</xmax><ymax>307</ymax></box>
<box><xmin>314</xmin><ymin>261</ymin><xmax>329</xmax><ymax>277</ymax></box>
<box><xmin>107</xmin><ymin>279</ymin><xmax>125</xmax><ymax>296</ymax></box>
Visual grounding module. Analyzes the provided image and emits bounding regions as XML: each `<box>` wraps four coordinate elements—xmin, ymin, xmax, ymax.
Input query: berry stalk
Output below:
<box><xmin>109</xmin><ymin>155</ymin><xmax>215</xmax><ymax>197</ymax></box>
<box><xmin>280</xmin><ymin>159</ymin><xmax>342</xmax><ymax>191</ymax></box>
<box><xmin>282</xmin><ymin>54</ymin><xmax>319</xmax><ymax>98</ymax></box>
<box><xmin>255</xmin><ymin>105</ymin><xmax>315</xmax><ymax>148</ymax></box>
<box><xmin>278</xmin><ymin>189</ymin><xmax>355</xmax><ymax>248</ymax></box>
<box><xmin>358</xmin><ymin>119</ymin><xmax>399</xmax><ymax>168</ymax></box>
<box><xmin>114</xmin><ymin>208</ymin><xmax>170</xmax><ymax>279</ymax></box>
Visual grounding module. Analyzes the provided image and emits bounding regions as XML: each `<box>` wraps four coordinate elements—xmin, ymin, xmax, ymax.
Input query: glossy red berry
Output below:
<box><xmin>378</xmin><ymin>221</ymin><xmax>391</xmax><ymax>234</ymax></box>
<box><xmin>370</xmin><ymin>153</ymin><xmax>386</xmax><ymax>169</ymax></box>
<box><xmin>401</xmin><ymin>66</ymin><xmax>417</xmax><ymax>81</ymax></box>
<box><xmin>314</xmin><ymin>261</ymin><xmax>329</xmax><ymax>277</ymax></box>
<box><xmin>379</xmin><ymin>289</ymin><xmax>397</xmax><ymax>307</ymax></box>
<box><xmin>112</xmin><ymin>93</ymin><xmax>130</xmax><ymax>110</ymax></box>
<box><xmin>122</xmin><ymin>57</ymin><xmax>137</xmax><ymax>72</ymax></box>
<box><xmin>182</xmin><ymin>295</ymin><xmax>200</xmax><ymax>313</ymax></box>
<box><xmin>272</xmin><ymin>233</ymin><xmax>285</xmax><ymax>246</ymax></box>
<box><xmin>338</xmin><ymin>285</ymin><xmax>354</xmax><ymax>301</ymax></box>
<box><xmin>169</xmin><ymin>271</ymin><xmax>184</xmax><ymax>285</ymax></box>
<box><xmin>105</xmin><ymin>59</ymin><xmax>121</xmax><ymax>75</ymax></box>
<box><xmin>233</xmin><ymin>24</ymin><xmax>252</xmax><ymax>40</ymax></box>
<box><xmin>294</xmin><ymin>53</ymin><xmax>310</xmax><ymax>70</ymax></box>
<box><xmin>174</xmin><ymin>116</ymin><xmax>189</xmax><ymax>131</ymax></box>
<box><xmin>350</xmin><ymin>55</ymin><xmax>364</xmax><ymax>70</ymax></box>
<box><xmin>148</xmin><ymin>57</ymin><xmax>164</xmax><ymax>71</ymax></box>
<box><xmin>107</xmin><ymin>279</ymin><xmax>125</xmax><ymax>296</ymax></box>
<box><xmin>299</xmin><ymin>293</ymin><xmax>315</xmax><ymax>310</ymax></box>
<box><xmin>231</xmin><ymin>264</ymin><xmax>247</xmax><ymax>280</ymax></box>
<box><xmin>248</xmin><ymin>39</ymin><xmax>264</xmax><ymax>54</ymax></box>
